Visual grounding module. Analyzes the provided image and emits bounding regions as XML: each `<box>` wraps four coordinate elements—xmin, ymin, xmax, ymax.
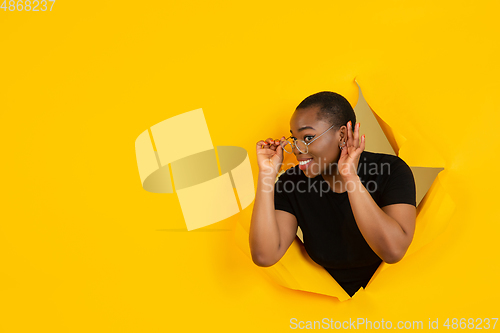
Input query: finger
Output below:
<box><xmin>360</xmin><ymin>134</ymin><xmax>366</xmax><ymax>151</ymax></box>
<box><xmin>346</xmin><ymin>121</ymin><xmax>353</xmax><ymax>147</ymax></box>
<box><xmin>265</xmin><ymin>137</ymin><xmax>277</xmax><ymax>149</ymax></box>
<box><xmin>256</xmin><ymin>140</ymin><xmax>270</xmax><ymax>149</ymax></box>
<box><xmin>276</xmin><ymin>143</ymin><xmax>283</xmax><ymax>154</ymax></box>
<box><xmin>280</xmin><ymin>142</ymin><xmax>290</xmax><ymax>152</ymax></box>
<box><xmin>272</xmin><ymin>137</ymin><xmax>282</xmax><ymax>149</ymax></box>
<box><xmin>353</xmin><ymin>122</ymin><xmax>360</xmax><ymax>148</ymax></box>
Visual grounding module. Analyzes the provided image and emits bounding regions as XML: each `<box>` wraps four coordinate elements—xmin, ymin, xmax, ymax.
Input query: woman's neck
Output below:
<box><xmin>320</xmin><ymin>165</ymin><xmax>346</xmax><ymax>193</ymax></box>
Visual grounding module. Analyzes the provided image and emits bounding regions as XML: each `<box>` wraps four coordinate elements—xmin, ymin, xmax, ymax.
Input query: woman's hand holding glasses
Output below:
<box><xmin>256</xmin><ymin>136</ymin><xmax>286</xmax><ymax>176</ymax></box>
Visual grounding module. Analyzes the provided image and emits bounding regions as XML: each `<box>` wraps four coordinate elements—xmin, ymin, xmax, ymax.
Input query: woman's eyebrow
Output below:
<box><xmin>290</xmin><ymin>126</ymin><xmax>316</xmax><ymax>134</ymax></box>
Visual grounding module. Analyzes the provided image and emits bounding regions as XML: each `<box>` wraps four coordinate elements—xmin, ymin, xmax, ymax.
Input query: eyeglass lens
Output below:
<box><xmin>282</xmin><ymin>139</ymin><xmax>307</xmax><ymax>154</ymax></box>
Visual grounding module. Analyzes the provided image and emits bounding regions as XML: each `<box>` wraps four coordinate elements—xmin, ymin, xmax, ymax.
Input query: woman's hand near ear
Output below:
<box><xmin>338</xmin><ymin>122</ymin><xmax>365</xmax><ymax>182</ymax></box>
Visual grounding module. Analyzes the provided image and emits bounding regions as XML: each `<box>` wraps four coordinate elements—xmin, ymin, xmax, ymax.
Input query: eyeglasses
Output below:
<box><xmin>281</xmin><ymin>124</ymin><xmax>336</xmax><ymax>154</ymax></box>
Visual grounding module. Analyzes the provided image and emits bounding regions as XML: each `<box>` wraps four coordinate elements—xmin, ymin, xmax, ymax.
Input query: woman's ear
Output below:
<box><xmin>339</xmin><ymin>125</ymin><xmax>347</xmax><ymax>140</ymax></box>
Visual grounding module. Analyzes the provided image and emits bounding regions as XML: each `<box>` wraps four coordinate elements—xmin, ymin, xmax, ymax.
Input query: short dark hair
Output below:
<box><xmin>296</xmin><ymin>91</ymin><xmax>356</xmax><ymax>131</ymax></box>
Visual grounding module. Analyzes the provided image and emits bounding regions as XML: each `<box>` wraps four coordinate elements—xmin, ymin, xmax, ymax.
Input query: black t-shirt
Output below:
<box><xmin>274</xmin><ymin>150</ymin><xmax>416</xmax><ymax>296</ymax></box>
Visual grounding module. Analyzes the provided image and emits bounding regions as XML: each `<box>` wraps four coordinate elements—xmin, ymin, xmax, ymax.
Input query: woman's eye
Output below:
<box><xmin>304</xmin><ymin>136</ymin><xmax>314</xmax><ymax>142</ymax></box>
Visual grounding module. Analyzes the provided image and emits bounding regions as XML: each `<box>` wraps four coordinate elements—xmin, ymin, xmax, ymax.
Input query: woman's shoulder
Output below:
<box><xmin>359</xmin><ymin>150</ymin><xmax>412</xmax><ymax>179</ymax></box>
<box><xmin>360</xmin><ymin>150</ymin><xmax>409</xmax><ymax>167</ymax></box>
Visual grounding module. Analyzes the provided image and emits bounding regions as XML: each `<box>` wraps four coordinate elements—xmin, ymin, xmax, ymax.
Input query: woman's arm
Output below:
<box><xmin>345</xmin><ymin>175</ymin><xmax>416</xmax><ymax>264</ymax></box>
<box><xmin>338</xmin><ymin>121</ymin><xmax>416</xmax><ymax>264</ymax></box>
<box><xmin>249</xmin><ymin>171</ymin><xmax>281</xmax><ymax>265</ymax></box>
<box><xmin>249</xmin><ymin>170</ymin><xmax>298</xmax><ymax>267</ymax></box>
<box><xmin>249</xmin><ymin>138</ymin><xmax>298</xmax><ymax>267</ymax></box>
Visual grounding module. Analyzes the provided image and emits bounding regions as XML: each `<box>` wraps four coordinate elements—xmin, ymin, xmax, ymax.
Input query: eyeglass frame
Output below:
<box><xmin>282</xmin><ymin>123</ymin><xmax>336</xmax><ymax>154</ymax></box>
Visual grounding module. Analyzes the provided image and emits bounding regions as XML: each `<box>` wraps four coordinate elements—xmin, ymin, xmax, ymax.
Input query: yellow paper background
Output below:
<box><xmin>1</xmin><ymin>0</ymin><xmax>500</xmax><ymax>332</ymax></box>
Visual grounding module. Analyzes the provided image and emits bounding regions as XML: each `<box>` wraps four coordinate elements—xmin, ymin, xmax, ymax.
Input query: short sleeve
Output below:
<box><xmin>378</xmin><ymin>158</ymin><xmax>417</xmax><ymax>208</ymax></box>
<box><xmin>274</xmin><ymin>173</ymin><xmax>296</xmax><ymax>216</ymax></box>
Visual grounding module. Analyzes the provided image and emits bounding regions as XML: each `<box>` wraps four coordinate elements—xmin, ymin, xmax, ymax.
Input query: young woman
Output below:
<box><xmin>249</xmin><ymin>91</ymin><xmax>417</xmax><ymax>297</ymax></box>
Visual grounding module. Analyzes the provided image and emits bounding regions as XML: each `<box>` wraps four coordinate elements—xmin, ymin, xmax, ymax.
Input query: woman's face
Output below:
<box><xmin>289</xmin><ymin>105</ymin><xmax>346</xmax><ymax>178</ymax></box>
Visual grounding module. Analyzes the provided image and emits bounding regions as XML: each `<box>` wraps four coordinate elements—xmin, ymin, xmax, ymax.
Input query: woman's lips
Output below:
<box><xmin>298</xmin><ymin>158</ymin><xmax>313</xmax><ymax>171</ymax></box>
